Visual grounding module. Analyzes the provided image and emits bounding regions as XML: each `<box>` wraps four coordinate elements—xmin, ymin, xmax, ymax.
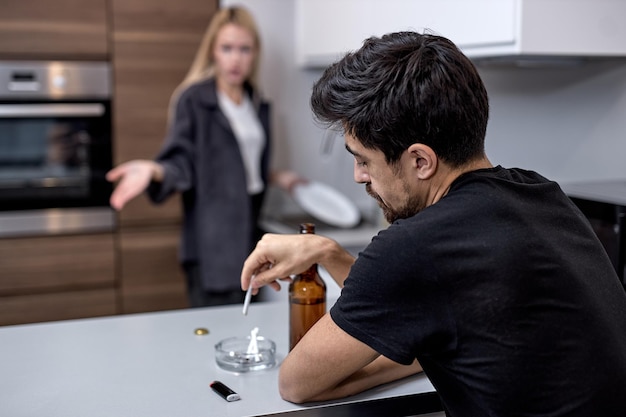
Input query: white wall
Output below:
<box><xmin>223</xmin><ymin>0</ymin><xmax>626</xmax><ymax>197</ymax></box>
<box><xmin>481</xmin><ymin>61</ymin><xmax>626</xmax><ymax>183</ymax></box>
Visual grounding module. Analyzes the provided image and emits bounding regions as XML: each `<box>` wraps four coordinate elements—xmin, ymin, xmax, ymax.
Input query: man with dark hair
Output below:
<box><xmin>241</xmin><ymin>32</ymin><xmax>626</xmax><ymax>416</ymax></box>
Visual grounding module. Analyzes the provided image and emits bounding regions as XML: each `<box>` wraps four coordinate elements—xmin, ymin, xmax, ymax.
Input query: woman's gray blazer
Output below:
<box><xmin>147</xmin><ymin>78</ymin><xmax>271</xmax><ymax>291</ymax></box>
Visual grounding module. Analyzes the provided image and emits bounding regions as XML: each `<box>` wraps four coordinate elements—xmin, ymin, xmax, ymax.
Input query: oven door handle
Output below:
<box><xmin>0</xmin><ymin>103</ymin><xmax>105</xmax><ymax>118</ymax></box>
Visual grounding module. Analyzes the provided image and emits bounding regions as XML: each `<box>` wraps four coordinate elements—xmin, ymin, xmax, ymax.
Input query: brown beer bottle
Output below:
<box><xmin>288</xmin><ymin>223</ymin><xmax>327</xmax><ymax>350</ymax></box>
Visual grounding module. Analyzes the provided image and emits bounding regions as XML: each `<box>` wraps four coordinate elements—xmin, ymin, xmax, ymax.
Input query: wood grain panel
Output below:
<box><xmin>121</xmin><ymin>284</ymin><xmax>188</xmax><ymax>314</ymax></box>
<box><xmin>0</xmin><ymin>233</ymin><xmax>115</xmax><ymax>294</ymax></box>
<box><xmin>117</xmin><ymin>225</ymin><xmax>188</xmax><ymax>313</ymax></box>
<box><xmin>110</xmin><ymin>0</ymin><xmax>217</xmax><ymax>225</ymax></box>
<box><xmin>109</xmin><ymin>0</ymin><xmax>217</xmax><ymax>311</ymax></box>
<box><xmin>0</xmin><ymin>289</ymin><xmax>117</xmax><ymax>326</ymax></box>
<box><xmin>112</xmin><ymin>41</ymin><xmax>198</xmax><ymax>162</ymax></box>
<box><xmin>0</xmin><ymin>0</ymin><xmax>109</xmax><ymax>59</ymax></box>
<box><xmin>114</xmin><ymin>42</ymin><xmax>188</xmax><ymax>226</ymax></box>
<box><xmin>111</xmin><ymin>0</ymin><xmax>217</xmax><ymax>34</ymax></box>
<box><xmin>112</xmin><ymin>41</ymin><xmax>192</xmax><ymax>225</ymax></box>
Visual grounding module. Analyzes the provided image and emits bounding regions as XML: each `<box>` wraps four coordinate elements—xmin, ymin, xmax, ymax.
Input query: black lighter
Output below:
<box><xmin>210</xmin><ymin>380</ymin><xmax>241</xmax><ymax>402</ymax></box>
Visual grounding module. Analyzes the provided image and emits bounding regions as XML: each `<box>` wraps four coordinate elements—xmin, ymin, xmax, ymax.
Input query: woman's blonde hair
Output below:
<box><xmin>168</xmin><ymin>6</ymin><xmax>261</xmax><ymax>119</ymax></box>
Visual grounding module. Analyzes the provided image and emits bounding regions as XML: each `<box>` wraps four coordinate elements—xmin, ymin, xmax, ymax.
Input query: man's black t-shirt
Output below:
<box><xmin>331</xmin><ymin>166</ymin><xmax>626</xmax><ymax>416</ymax></box>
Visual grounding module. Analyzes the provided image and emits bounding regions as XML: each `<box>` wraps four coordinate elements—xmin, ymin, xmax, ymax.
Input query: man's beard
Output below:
<box><xmin>366</xmin><ymin>183</ymin><xmax>423</xmax><ymax>223</ymax></box>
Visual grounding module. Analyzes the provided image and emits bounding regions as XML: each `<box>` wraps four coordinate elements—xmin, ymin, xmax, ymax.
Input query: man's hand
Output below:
<box><xmin>241</xmin><ymin>233</ymin><xmax>328</xmax><ymax>294</ymax></box>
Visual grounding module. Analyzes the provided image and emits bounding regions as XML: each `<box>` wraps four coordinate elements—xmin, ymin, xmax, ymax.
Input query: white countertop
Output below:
<box><xmin>561</xmin><ymin>180</ymin><xmax>626</xmax><ymax>206</ymax></box>
<box><xmin>0</xmin><ymin>300</ymin><xmax>439</xmax><ymax>417</ymax></box>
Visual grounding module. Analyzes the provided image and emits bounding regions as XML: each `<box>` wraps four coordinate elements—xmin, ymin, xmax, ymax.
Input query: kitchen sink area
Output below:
<box><xmin>260</xmin><ymin>186</ymin><xmax>386</xmax><ymax>253</ymax></box>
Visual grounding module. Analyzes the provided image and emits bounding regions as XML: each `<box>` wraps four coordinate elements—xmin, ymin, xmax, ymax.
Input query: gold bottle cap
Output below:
<box><xmin>194</xmin><ymin>327</ymin><xmax>209</xmax><ymax>336</ymax></box>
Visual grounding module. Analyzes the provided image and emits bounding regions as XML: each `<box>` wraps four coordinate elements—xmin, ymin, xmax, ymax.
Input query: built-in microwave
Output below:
<box><xmin>0</xmin><ymin>61</ymin><xmax>114</xmax><ymax>237</ymax></box>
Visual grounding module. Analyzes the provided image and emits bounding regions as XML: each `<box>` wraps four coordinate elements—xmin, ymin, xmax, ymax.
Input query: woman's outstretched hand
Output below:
<box><xmin>106</xmin><ymin>160</ymin><xmax>163</xmax><ymax>210</ymax></box>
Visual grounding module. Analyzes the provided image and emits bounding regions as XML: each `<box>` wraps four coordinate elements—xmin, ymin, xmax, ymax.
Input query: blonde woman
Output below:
<box><xmin>107</xmin><ymin>6</ymin><xmax>302</xmax><ymax>307</ymax></box>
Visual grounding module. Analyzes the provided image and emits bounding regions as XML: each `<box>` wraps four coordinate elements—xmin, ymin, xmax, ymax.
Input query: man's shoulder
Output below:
<box><xmin>453</xmin><ymin>166</ymin><xmax>551</xmax><ymax>187</ymax></box>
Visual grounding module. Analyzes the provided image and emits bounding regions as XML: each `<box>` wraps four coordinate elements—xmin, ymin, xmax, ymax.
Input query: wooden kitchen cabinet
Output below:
<box><xmin>0</xmin><ymin>233</ymin><xmax>117</xmax><ymax>325</ymax></box>
<box><xmin>0</xmin><ymin>0</ymin><xmax>218</xmax><ymax>325</ymax></box>
<box><xmin>0</xmin><ymin>289</ymin><xmax>117</xmax><ymax>326</ymax></box>
<box><xmin>108</xmin><ymin>0</ymin><xmax>217</xmax><ymax>313</ymax></box>
<box><xmin>0</xmin><ymin>0</ymin><xmax>109</xmax><ymax>59</ymax></box>
<box><xmin>117</xmin><ymin>225</ymin><xmax>188</xmax><ymax>314</ymax></box>
<box><xmin>110</xmin><ymin>0</ymin><xmax>217</xmax><ymax>226</ymax></box>
<box><xmin>0</xmin><ymin>233</ymin><xmax>115</xmax><ymax>293</ymax></box>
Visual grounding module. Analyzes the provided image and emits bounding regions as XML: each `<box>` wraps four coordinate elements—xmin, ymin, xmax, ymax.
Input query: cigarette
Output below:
<box><xmin>242</xmin><ymin>275</ymin><xmax>254</xmax><ymax>316</ymax></box>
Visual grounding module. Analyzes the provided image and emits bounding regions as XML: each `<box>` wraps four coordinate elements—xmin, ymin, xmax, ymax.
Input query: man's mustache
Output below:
<box><xmin>365</xmin><ymin>184</ymin><xmax>384</xmax><ymax>204</ymax></box>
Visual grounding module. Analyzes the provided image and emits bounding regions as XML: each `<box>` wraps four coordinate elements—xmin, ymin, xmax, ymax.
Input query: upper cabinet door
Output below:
<box><xmin>296</xmin><ymin>0</ymin><xmax>626</xmax><ymax>67</ymax></box>
<box><xmin>0</xmin><ymin>0</ymin><xmax>109</xmax><ymax>59</ymax></box>
<box><xmin>295</xmin><ymin>0</ymin><xmax>516</xmax><ymax>67</ymax></box>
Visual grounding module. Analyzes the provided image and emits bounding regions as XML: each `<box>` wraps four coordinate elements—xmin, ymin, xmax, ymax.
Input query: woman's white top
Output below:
<box><xmin>217</xmin><ymin>91</ymin><xmax>266</xmax><ymax>194</ymax></box>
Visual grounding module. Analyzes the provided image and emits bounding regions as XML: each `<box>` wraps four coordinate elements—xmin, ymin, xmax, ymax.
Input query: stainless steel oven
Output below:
<box><xmin>0</xmin><ymin>61</ymin><xmax>114</xmax><ymax>237</ymax></box>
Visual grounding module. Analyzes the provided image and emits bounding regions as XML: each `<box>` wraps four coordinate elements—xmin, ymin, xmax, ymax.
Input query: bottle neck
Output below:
<box><xmin>300</xmin><ymin>264</ymin><xmax>318</xmax><ymax>279</ymax></box>
<box><xmin>299</xmin><ymin>223</ymin><xmax>316</xmax><ymax>235</ymax></box>
<box><xmin>296</xmin><ymin>223</ymin><xmax>320</xmax><ymax>282</ymax></box>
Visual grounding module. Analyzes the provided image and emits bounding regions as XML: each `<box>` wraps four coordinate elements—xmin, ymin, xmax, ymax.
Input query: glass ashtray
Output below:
<box><xmin>215</xmin><ymin>335</ymin><xmax>276</xmax><ymax>372</ymax></box>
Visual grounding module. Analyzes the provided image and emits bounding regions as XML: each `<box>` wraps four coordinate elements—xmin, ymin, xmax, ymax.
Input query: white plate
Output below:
<box><xmin>292</xmin><ymin>181</ymin><xmax>361</xmax><ymax>228</ymax></box>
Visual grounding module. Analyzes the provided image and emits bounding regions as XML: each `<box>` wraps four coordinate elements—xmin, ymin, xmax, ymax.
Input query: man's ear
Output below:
<box><xmin>407</xmin><ymin>143</ymin><xmax>437</xmax><ymax>180</ymax></box>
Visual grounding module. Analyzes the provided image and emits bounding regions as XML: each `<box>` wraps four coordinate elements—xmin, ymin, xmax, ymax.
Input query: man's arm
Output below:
<box><xmin>241</xmin><ymin>233</ymin><xmax>356</xmax><ymax>293</ymax></box>
<box><xmin>240</xmin><ymin>233</ymin><xmax>422</xmax><ymax>402</ymax></box>
<box><xmin>279</xmin><ymin>314</ymin><xmax>423</xmax><ymax>403</ymax></box>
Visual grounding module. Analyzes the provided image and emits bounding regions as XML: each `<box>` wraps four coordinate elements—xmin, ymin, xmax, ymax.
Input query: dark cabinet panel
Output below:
<box><xmin>118</xmin><ymin>225</ymin><xmax>188</xmax><ymax>313</ymax></box>
<box><xmin>0</xmin><ymin>0</ymin><xmax>109</xmax><ymax>59</ymax></box>
<box><xmin>110</xmin><ymin>0</ymin><xmax>217</xmax><ymax>225</ymax></box>
<box><xmin>110</xmin><ymin>0</ymin><xmax>217</xmax><ymax>312</ymax></box>
<box><xmin>111</xmin><ymin>0</ymin><xmax>216</xmax><ymax>34</ymax></box>
<box><xmin>0</xmin><ymin>233</ymin><xmax>115</xmax><ymax>294</ymax></box>
<box><xmin>0</xmin><ymin>232</ymin><xmax>117</xmax><ymax>325</ymax></box>
<box><xmin>0</xmin><ymin>289</ymin><xmax>117</xmax><ymax>326</ymax></box>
